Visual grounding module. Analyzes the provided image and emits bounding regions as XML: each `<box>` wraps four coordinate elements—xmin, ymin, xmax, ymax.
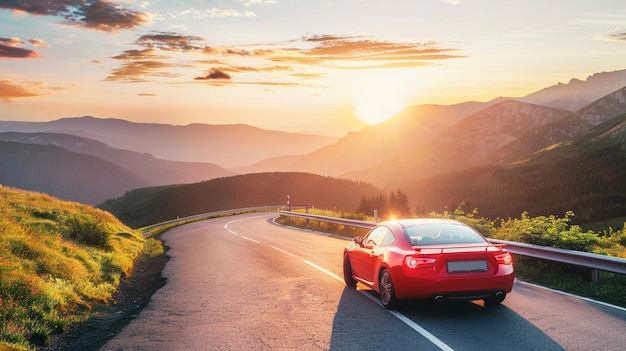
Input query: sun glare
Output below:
<box><xmin>353</xmin><ymin>75</ymin><xmax>410</xmax><ymax>125</ymax></box>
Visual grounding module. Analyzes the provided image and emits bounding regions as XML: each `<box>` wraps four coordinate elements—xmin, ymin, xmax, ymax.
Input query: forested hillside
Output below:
<box><xmin>405</xmin><ymin>113</ymin><xmax>626</xmax><ymax>225</ymax></box>
<box><xmin>99</xmin><ymin>173</ymin><xmax>381</xmax><ymax>228</ymax></box>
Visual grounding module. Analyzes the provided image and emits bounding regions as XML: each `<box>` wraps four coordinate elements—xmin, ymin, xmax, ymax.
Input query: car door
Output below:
<box><xmin>350</xmin><ymin>226</ymin><xmax>390</xmax><ymax>285</ymax></box>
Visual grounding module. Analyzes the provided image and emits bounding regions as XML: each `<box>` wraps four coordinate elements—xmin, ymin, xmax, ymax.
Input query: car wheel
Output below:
<box><xmin>379</xmin><ymin>269</ymin><xmax>397</xmax><ymax>309</ymax></box>
<box><xmin>343</xmin><ymin>253</ymin><xmax>357</xmax><ymax>286</ymax></box>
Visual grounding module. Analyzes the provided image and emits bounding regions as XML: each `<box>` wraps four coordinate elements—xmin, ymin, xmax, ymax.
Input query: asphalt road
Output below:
<box><xmin>101</xmin><ymin>213</ymin><xmax>626</xmax><ymax>350</ymax></box>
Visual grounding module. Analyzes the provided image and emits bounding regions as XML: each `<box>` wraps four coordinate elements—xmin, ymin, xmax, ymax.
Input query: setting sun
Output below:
<box><xmin>353</xmin><ymin>75</ymin><xmax>410</xmax><ymax>125</ymax></box>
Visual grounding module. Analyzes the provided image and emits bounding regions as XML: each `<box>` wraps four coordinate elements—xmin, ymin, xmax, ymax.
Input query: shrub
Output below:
<box><xmin>62</xmin><ymin>214</ymin><xmax>111</xmax><ymax>250</ymax></box>
<box><xmin>142</xmin><ymin>238</ymin><xmax>165</xmax><ymax>259</ymax></box>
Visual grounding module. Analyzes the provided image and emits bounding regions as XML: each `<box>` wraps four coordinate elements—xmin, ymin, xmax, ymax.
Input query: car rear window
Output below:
<box><xmin>403</xmin><ymin>223</ymin><xmax>487</xmax><ymax>246</ymax></box>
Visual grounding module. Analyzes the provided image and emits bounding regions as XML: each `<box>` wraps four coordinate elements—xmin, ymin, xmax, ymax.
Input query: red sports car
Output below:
<box><xmin>343</xmin><ymin>218</ymin><xmax>514</xmax><ymax>309</ymax></box>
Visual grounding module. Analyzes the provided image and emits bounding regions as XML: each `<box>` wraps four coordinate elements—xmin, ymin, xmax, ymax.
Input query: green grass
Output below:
<box><xmin>0</xmin><ymin>186</ymin><xmax>147</xmax><ymax>350</ymax></box>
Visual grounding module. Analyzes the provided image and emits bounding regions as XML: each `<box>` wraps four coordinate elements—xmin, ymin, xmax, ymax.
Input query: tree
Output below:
<box><xmin>388</xmin><ymin>189</ymin><xmax>412</xmax><ymax>218</ymax></box>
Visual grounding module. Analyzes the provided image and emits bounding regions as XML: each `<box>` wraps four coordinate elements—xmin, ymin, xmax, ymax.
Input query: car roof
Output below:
<box><xmin>379</xmin><ymin>218</ymin><xmax>465</xmax><ymax>229</ymax></box>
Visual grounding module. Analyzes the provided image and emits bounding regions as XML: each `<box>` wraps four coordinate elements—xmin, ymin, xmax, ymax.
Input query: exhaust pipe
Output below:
<box><xmin>495</xmin><ymin>291</ymin><xmax>505</xmax><ymax>301</ymax></box>
<box><xmin>434</xmin><ymin>295</ymin><xmax>445</xmax><ymax>303</ymax></box>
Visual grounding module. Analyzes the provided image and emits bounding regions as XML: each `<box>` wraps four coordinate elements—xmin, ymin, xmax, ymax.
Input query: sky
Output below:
<box><xmin>1</xmin><ymin>0</ymin><xmax>625</xmax><ymax>136</ymax></box>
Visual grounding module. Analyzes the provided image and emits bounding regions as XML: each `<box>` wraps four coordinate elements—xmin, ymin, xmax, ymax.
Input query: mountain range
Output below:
<box><xmin>1</xmin><ymin>69</ymin><xmax>625</xmax><ymax>222</ymax></box>
<box><xmin>346</xmin><ymin>85</ymin><xmax>626</xmax><ymax>187</ymax></box>
<box><xmin>0</xmin><ymin>118</ymin><xmax>338</xmax><ymax>167</ymax></box>
<box><xmin>235</xmin><ymin>70</ymin><xmax>626</xmax><ymax>180</ymax></box>
<box><xmin>0</xmin><ymin>132</ymin><xmax>235</xmax><ymax>204</ymax></box>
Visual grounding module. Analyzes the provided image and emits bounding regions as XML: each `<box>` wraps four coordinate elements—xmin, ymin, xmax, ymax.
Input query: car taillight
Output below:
<box><xmin>404</xmin><ymin>255</ymin><xmax>437</xmax><ymax>269</ymax></box>
<box><xmin>495</xmin><ymin>252</ymin><xmax>513</xmax><ymax>265</ymax></box>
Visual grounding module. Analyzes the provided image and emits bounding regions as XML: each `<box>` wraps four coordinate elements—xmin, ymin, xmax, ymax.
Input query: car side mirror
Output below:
<box><xmin>354</xmin><ymin>236</ymin><xmax>364</xmax><ymax>246</ymax></box>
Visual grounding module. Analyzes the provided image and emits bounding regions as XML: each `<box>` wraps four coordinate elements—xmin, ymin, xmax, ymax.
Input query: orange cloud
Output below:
<box><xmin>272</xmin><ymin>35</ymin><xmax>464</xmax><ymax>68</ymax></box>
<box><xmin>106</xmin><ymin>60</ymin><xmax>182</xmax><ymax>82</ymax></box>
<box><xmin>112</xmin><ymin>48</ymin><xmax>170</xmax><ymax>60</ymax></box>
<box><xmin>202</xmin><ymin>46</ymin><xmax>276</xmax><ymax>57</ymax></box>
<box><xmin>215</xmin><ymin>65</ymin><xmax>293</xmax><ymax>73</ymax></box>
<box><xmin>0</xmin><ymin>80</ymin><xmax>41</xmax><ymax>101</ymax></box>
<box><xmin>108</xmin><ymin>31</ymin><xmax>465</xmax><ymax>85</ymax></box>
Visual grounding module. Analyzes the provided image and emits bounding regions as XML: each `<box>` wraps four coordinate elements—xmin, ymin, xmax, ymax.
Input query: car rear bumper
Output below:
<box><xmin>393</xmin><ymin>270</ymin><xmax>515</xmax><ymax>300</ymax></box>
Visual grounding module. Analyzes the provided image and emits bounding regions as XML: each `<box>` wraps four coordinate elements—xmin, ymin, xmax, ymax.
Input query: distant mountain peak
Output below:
<box><xmin>520</xmin><ymin>69</ymin><xmax>626</xmax><ymax>111</ymax></box>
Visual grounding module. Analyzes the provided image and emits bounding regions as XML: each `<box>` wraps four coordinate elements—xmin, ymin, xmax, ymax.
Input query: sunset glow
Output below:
<box><xmin>353</xmin><ymin>72</ymin><xmax>411</xmax><ymax>125</ymax></box>
<box><xmin>1</xmin><ymin>1</ymin><xmax>625</xmax><ymax>135</ymax></box>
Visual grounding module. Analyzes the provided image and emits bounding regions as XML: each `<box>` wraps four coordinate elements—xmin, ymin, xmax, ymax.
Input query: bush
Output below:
<box><xmin>62</xmin><ymin>214</ymin><xmax>111</xmax><ymax>250</ymax></box>
<box><xmin>493</xmin><ymin>211</ymin><xmax>600</xmax><ymax>251</ymax></box>
<box><xmin>142</xmin><ymin>238</ymin><xmax>164</xmax><ymax>259</ymax></box>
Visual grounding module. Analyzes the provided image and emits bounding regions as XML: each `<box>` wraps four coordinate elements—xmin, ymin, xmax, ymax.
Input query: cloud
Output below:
<box><xmin>172</xmin><ymin>8</ymin><xmax>255</xmax><ymax>19</ymax></box>
<box><xmin>194</xmin><ymin>59</ymin><xmax>228</xmax><ymax>65</ymax></box>
<box><xmin>208</xmin><ymin>8</ymin><xmax>255</xmax><ymax>18</ymax></box>
<box><xmin>0</xmin><ymin>0</ymin><xmax>150</xmax><ymax>32</ymax></box>
<box><xmin>0</xmin><ymin>37</ymin><xmax>41</xmax><ymax>58</ymax></box>
<box><xmin>70</xmin><ymin>0</ymin><xmax>152</xmax><ymax>32</ymax></box>
<box><xmin>209</xmin><ymin>65</ymin><xmax>293</xmax><ymax>73</ymax></box>
<box><xmin>600</xmin><ymin>29</ymin><xmax>626</xmax><ymax>41</ymax></box>
<box><xmin>108</xmin><ymin>32</ymin><xmax>205</xmax><ymax>81</ymax></box>
<box><xmin>195</xmin><ymin>68</ymin><xmax>232</xmax><ymax>81</ymax></box>
<box><xmin>240</xmin><ymin>81</ymin><xmax>312</xmax><ymax>88</ymax></box>
<box><xmin>137</xmin><ymin>32</ymin><xmax>205</xmax><ymax>51</ymax></box>
<box><xmin>291</xmin><ymin>73</ymin><xmax>325</xmax><ymax>80</ymax></box>
<box><xmin>0</xmin><ymin>79</ymin><xmax>42</xmax><ymax>101</ymax></box>
<box><xmin>280</xmin><ymin>34</ymin><xmax>464</xmax><ymax>68</ymax></box>
<box><xmin>200</xmin><ymin>34</ymin><xmax>462</xmax><ymax>69</ymax></box>
<box><xmin>108</xmin><ymin>31</ymin><xmax>464</xmax><ymax>86</ymax></box>
<box><xmin>239</xmin><ymin>0</ymin><xmax>277</xmax><ymax>6</ymax></box>
<box><xmin>202</xmin><ymin>46</ymin><xmax>276</xmax><ymax>57</ymax></box>
<box><xmin>28</xmin><ymin>38</ymin><xmax>50</xmax><ymax>48</ymax></box>
<box><xmin>112</xmin><ymin>48</ymin><xmax>170</xmax><ymax>60</ymax></box>
<box><xmin>106</xmin><ymin>60</ymin><xmax>181</xmax><ymax>82</ymax></box>
<box><xmin>138</xmin><ymin>92</ymin><xmax>157</xmax><ymax>96</ymax></box>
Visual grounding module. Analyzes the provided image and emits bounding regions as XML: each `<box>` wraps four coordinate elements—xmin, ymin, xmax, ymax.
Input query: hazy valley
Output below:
<box><xmin>1</xmin><ymin>69</ymin><xmax>626</xmax><ymax>227</ymax></box>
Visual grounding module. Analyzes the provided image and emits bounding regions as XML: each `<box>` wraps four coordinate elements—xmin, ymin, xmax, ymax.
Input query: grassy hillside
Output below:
<box><xmin>99</xmin><ymin>172</ymin><xmax>381</xmax><ymax>228</ymax></box>
<box><xmin>0</xmin><ymin>186</ymin><xmax>151</xmax><ymax>350</ymax></box>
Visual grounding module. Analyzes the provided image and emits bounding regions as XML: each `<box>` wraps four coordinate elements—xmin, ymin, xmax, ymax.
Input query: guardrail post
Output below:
<box><xmin>591</xmin><ymin>269</ymin><xmax>600</xmax><ymax>284</ymax></box>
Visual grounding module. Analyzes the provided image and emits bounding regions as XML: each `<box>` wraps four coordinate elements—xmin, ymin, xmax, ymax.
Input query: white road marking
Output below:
<box><xmin>517</xmin><ymin>280</ymin><xmax>626</xmax><ymax>312</ymax></box>
<box><xmin>225</xmin><ymin>218</ymin><xmax>456</xmax><ymax>351</ymax></box>
<box><xmin>303</xmin><ymin>259</ymin><xmax>344</xmax><ymax>283</ymax></box>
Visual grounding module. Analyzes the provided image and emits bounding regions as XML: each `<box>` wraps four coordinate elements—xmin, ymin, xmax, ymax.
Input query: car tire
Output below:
<box><xmin>379</xmin><ymin>269</ymin><xmax>397</xmax><ymax>309</ymax></box>
<box><xmin>343</xmin><ymin>253</ymin><xmax>357</xmax><ymax>287</ymax></box>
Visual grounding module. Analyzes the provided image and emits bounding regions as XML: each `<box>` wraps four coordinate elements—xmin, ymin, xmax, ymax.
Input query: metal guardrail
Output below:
<box><xmin>141</xmin><ymin>205</ymin><xmax>282</xmax><ymax>234</ymax></box>
<box><xmin>277</xmin><ymin>209</ymin><xmax>626</xmax><ymax>282</ymax></box>
<box><xmin>489</xmin><ymin>239</ymin><xmax>626</xmax><ymax>279</ymax></box>
<box><xmin>277</xmin><ymin>209</ymin><xmax>377</xmax><ymax>229</ymax></box>
<box><xmin>140</xmin><ymin>208</ymin><xmax>626</xmax><ymax>282</ymax></box>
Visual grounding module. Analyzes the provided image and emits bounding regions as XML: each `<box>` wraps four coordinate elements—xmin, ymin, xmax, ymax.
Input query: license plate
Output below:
<box><xmin>447</xmin><ymin>260</ymin><xmax>488</xmax><ymax>273</ymax></box>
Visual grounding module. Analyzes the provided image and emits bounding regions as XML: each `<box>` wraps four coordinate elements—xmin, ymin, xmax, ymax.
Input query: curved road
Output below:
<box><xmin>102</xmin><ymin>213</ymin><xmax>626</xmax><ymax>350</ymax></box>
